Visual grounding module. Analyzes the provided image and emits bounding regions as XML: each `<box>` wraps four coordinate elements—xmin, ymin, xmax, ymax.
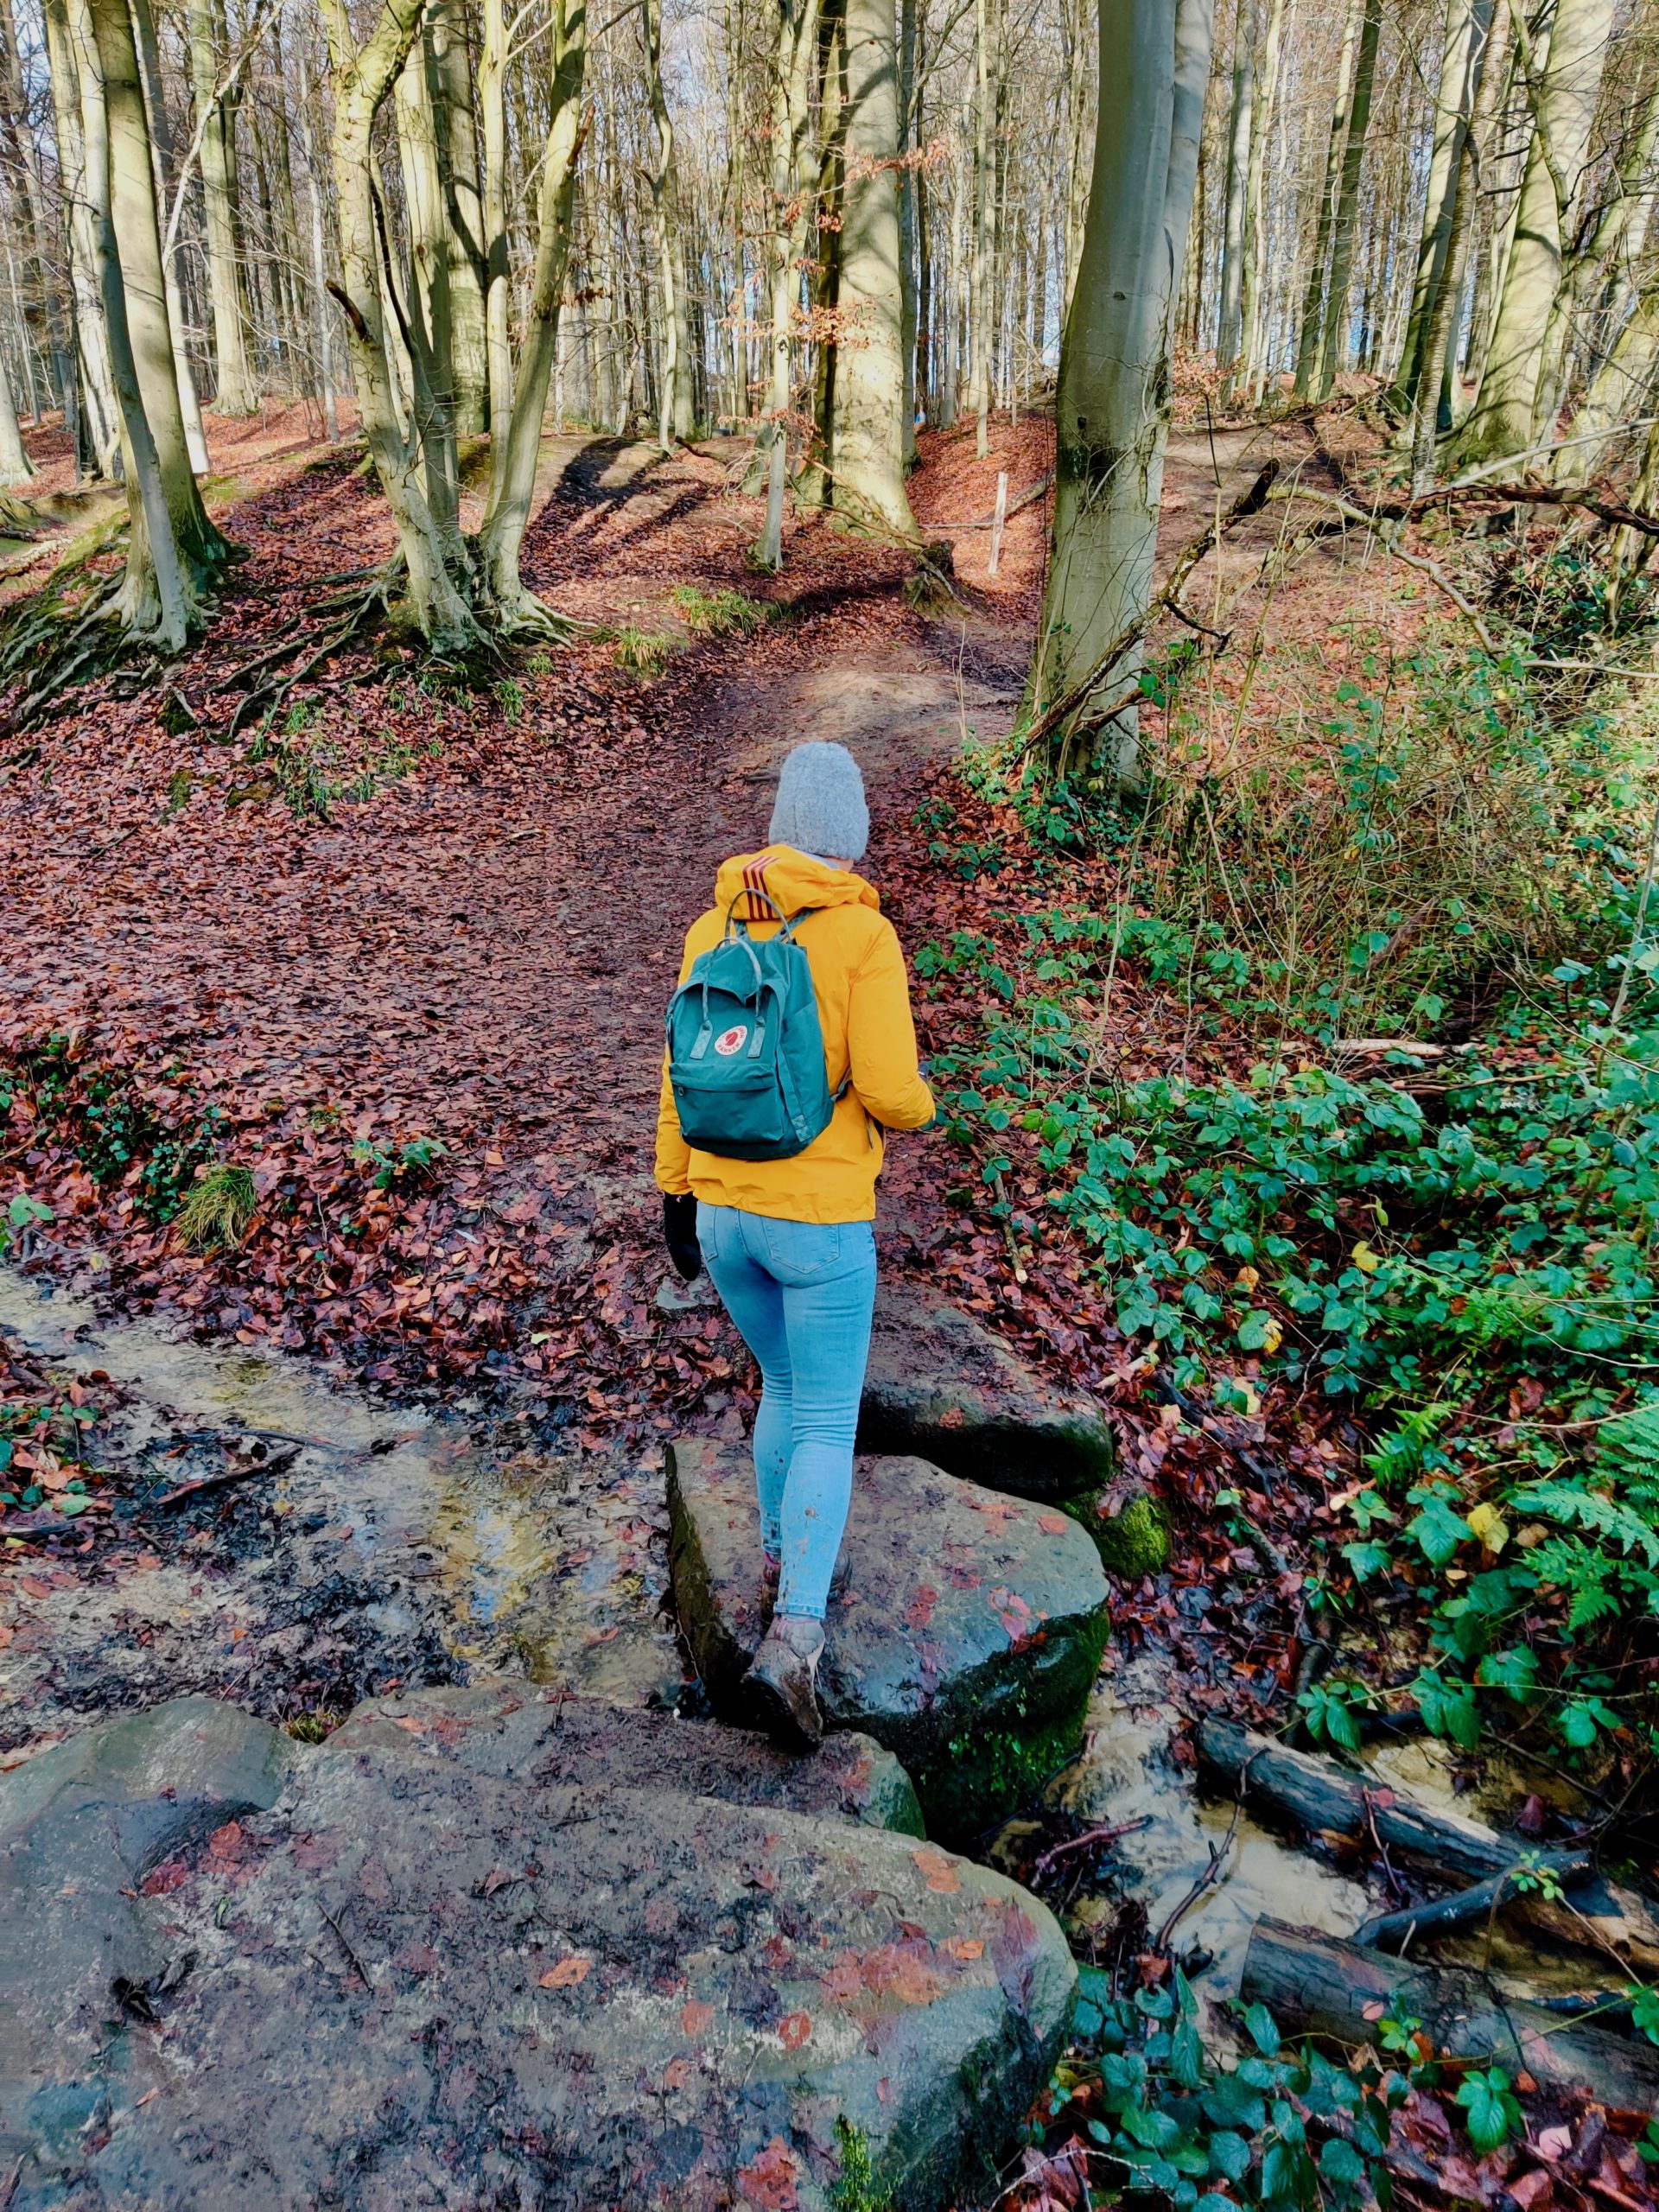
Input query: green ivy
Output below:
<box><xmin>7</xmin><ymin>1036</ymin><xmax>221</xmax><ymax>1224</ymax></box>
<box><xmin>1033</xmin><ymin>1976</ymin><xmax>1401</xmax><ymax>2212</ymax></box>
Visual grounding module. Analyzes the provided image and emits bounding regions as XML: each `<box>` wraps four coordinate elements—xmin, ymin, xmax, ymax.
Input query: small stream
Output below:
<box><xmin>3</xmin><ymin>1260</ymin><xmax>1601</xmax><ymax>2041</ymax></box>
<box><xmin>0</xmin><ymin>1262</ymin><xmax>682</xmax><ymax>1745</ymax></box>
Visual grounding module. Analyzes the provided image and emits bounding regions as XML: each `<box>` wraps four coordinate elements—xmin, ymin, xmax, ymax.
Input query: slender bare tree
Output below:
<box><xmin>1029</xmin><ymin>0</ymin><xmax>1214</xmax><ymax>785</ymax></box>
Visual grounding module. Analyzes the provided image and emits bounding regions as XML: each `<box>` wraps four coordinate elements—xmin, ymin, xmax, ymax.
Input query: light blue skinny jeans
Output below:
<box><xmin>696</xmin><ymin>1202</ymin><xmax>877</xmax><ymax>1622</ymax></box>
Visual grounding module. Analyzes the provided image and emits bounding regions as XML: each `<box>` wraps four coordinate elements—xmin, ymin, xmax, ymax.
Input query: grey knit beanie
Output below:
<box><xmin>767</xmin><ymin>741</ymin><xmax>870</xmax><ymax>864</ymax></box>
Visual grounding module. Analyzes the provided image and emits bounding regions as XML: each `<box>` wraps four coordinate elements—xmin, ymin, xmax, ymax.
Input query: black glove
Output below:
<box><xmin>663</xmin><ymin>1192</ymin><xmax>702</xmax><ymax>1281</ymax></box>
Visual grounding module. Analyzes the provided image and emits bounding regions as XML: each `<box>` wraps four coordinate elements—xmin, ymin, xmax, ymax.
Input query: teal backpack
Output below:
<box><xmin>665</xmin><ymin>891</ymin><xmax>842</xmax><ymax>1160</ymax></box>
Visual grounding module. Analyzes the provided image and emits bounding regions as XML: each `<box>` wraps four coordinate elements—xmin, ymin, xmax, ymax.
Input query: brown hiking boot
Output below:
<box><xmin>744</xmin><ymin>1614</ymin><xmax>825</xmax><ymax>1751</ymax></box>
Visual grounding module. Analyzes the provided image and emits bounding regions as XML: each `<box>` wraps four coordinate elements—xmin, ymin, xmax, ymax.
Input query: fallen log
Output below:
<box><xmin>1241</xmin><ymin>1916</ymin><xmax>1659</xmax><ymax>2116</ymax></box>
<box><xmin>1197</xmin><ymin>1718</ymin><xmax>1529</xmax><ymax>1881</ymax></box>
<box><xmin>1201</xmin><ymin>1719</ymin><xmax>1659</xmax><ymax>1974</ymax></box>
<box><xmin>933</xmin><ymin>470</ymin><xmax>1056</xmax><ymax>531</ymax></box>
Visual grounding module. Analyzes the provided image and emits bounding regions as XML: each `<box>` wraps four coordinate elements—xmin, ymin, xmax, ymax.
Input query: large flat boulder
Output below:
<box><xmin>0</xmin><ymin>1693</ymin><xmax>1073</xmax><ymax>2212</ymax></box>
<box><xmin>668</xmin><ymin>1440</ymin><xmax>1110</xmax><ymax>1840</ymax></box>
<box><xmin>331</xmin><ymin>1675</ymin><xmax>925</xmax><ymax>1834</ymax></box>
<box><xmin>858</xmin><ymin>1284</ymin><xmax>1116</xmax><ymax>1503</ymax></box>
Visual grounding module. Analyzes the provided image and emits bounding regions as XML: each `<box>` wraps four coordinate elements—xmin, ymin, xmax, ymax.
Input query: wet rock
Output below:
<box><xmin>0</xmin><ymin>1691</ymin><xmax>296</xmax><ymax>1870</ymax></box>
<box><xmin>332</xmin><ymin>1675</ymin><xmax>925</xmax><ymax>1834</ymax></box>
<box><xmin>0</xmin><ymin>1694</ymin><xmax>1074</xmax><ymax>2212</ymax></box>
<box><xmin>858</xmin><ymin>1283</ymin><xmax>1116</xmax><ymax>1503</ymax></box>
<box><xmin>0</xmin><ymin>1696</ymin><xmax>296</xmax><ymax>2173</ymax></box>
<box><xmin>668</xmin><ymin>1439</ymin><xmax>1111</xmax><ymax>1840</ymax></box>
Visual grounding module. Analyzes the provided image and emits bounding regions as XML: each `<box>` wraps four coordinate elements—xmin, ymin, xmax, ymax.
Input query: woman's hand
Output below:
<box><xmin>662</xmin><ymin>1192</ymin><xmax>702</xmax><ymax>1281</ymax></box>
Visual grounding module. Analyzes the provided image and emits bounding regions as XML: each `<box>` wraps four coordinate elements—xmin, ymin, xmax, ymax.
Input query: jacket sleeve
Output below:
<box><xmin>847</xmin><ymin>918</ymin><xmax>935</xmax><ymax>1130</ymax></box>
<box><xmin>653</xmin><ymin>934</ymin><xmax>698</xmax><ymax>1195</ymax></box>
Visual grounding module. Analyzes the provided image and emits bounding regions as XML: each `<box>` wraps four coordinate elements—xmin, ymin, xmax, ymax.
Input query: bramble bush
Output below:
<box><xmin>919</xmin><ymin>645</ymin><xmax>1659</xmax><ymax>1774</ymax></box>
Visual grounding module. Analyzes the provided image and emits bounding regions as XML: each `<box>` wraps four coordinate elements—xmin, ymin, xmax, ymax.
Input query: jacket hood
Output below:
<box><xmin>713</xmin><ymin>845</ymin><xmax>880</xmax><ymax>924</ymax></box>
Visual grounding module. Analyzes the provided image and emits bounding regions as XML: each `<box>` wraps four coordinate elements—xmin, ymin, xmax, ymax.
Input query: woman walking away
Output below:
<box><xmin>656</xmin><ymin>741</ymin><xmax>934</xmax><ymax>1750</ymax></box>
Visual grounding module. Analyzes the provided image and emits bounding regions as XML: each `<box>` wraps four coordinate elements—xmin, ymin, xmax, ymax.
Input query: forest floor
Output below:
<box><xmin>5</xmin><ymin>397</ymin><xmax>1654</xmax><ymax>2209</ymax></box>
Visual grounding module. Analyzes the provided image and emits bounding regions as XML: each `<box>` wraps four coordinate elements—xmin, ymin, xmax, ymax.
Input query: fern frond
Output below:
<box><xmin>1516</xmin><ymin>1481</ymin><xmax>1659</xmax><ymax>1568</ymax></box>
<box><xmin>1597</xmin><ymin>1399</ymin><xmax>1659</xmax><ymax>1483</ymax></box>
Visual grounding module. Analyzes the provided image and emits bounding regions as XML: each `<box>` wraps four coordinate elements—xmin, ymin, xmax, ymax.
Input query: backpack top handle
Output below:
<box><xmin>721</xmin><ymin>885</ymin><xmax>798</xmax><ymax>941</ymax></box>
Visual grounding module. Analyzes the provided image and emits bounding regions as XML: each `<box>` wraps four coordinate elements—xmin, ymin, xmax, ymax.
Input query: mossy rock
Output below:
<box><xmin>0</xmin><ymin>1694</ymin><xmax>1074</xmax><ymax>2211</ymax></box>
<box><xmin>1068</xmin><ymin>1486</ymin><xmax>1172</xmax><ymax>1577</ymax></box>
<box><xmin>331</xmin><ymin>1676</ymin><xmax>926</xmax><ymax>1836</ymax></box>
<box><xmin>858</xmin><ymin>1284</ymin><xmax>1117</xmax><ymax>1504</ymax></box>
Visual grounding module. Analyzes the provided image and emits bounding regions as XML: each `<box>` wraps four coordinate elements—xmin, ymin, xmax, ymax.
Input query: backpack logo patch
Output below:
<box><xmin>713</xmin><ymin>1025</ymin><xmax>748</xmax><ymax>1057</ymax></box>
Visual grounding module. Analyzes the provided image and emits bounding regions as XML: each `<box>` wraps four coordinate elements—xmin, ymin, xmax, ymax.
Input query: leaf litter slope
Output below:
<box><xmin>0</xmin><ymin>411</ymin><xmax>1052</xmax><ymax>1444</ymax></box>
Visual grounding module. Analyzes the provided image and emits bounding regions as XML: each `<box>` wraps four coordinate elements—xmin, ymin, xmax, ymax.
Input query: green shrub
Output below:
<box><xmin>5</xmin><ymin>1036</ymin><xmax>220</xmax><ymax>1223</ymax></box>
<box><xmin>1030</xmin><ymin>1974</ymin><xmax>1397</xmax><ymax>2212</ymax></box>
<box><xmin>351</xmin><ymin>1134</ymin><xmax>448</xmax><ymax>1191</ymax></box>
<box><xmin>920</xmin><ymin>643</ymin><xmax>1659</xmax><ymax>1771</ymax></box>
<box><xmin>612</xmin><ymin>626</ymin><xmax>677</xmax><ymax>677</ymax></box>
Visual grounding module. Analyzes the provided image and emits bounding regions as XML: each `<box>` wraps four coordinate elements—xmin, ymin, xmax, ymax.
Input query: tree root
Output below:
<box><xmin>219</xmin><ymin>566</ymin><xmax>404</xmax><ymax>738</ymax></box>
<box><xmin>217</xmin><ymin>553</ymin><xmax>575</xmax><ymax>738</ymax></box>
<box><xmin>0</xmin><ymin>488</ymin><xmax>42</xmax><ymax>537</ymax></box>
<box><xmin>0</xmin><ymin>559</ymin><xmax>134</xmax><ymax>736</ymax></box>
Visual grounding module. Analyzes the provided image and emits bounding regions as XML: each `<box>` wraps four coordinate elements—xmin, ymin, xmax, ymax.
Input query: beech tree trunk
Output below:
<box><xmin>1293</xmin><ymin>0</ymin><xmax>1360</xmax><ymax>397</ymax></box>
<box><xmin>645</xmin><ymin>0</ymin><xmax>695</xmax><ymax>444</ymax></box>
<box><xmin>480</xmin><ymin>0</ymin><xmax>513</xmax><ymax>455</ymax></box>
<box><xmin>1410</xmin><ymin>0</ymin><xmax>1501</xmax><ymax>484</ymax></box>
<box><xmin>1030</xmin><ymin>0</ymin><xmax>1214</xmax><ymax>786</ymax></box>
<box><xmin>756</xmin><ymin>0</ymin><xmax>821</xmax><ymax>566</ymax></box>
<box><xmin>1535</xmin><ymin>60</ymin><xmax>1659</xmax><ymax>452</ymax></box>
<box><xmin>0</xmin><ymin>353</ymin><xmax>30</xmax><ymax>480</ymax></box>
<box><xmin>1459</xmin><ymin>0</ymin><xmax>1618</xmax><ymax>463</ymax></box>
<box><xmin>132</xmin><ymin>0</ymin><xmax>210</xmax><ymax>471</ymax></box>
<box><xmin>1216</xmin><ymin>20</ymin><xmax>1251</xmax><ymax>372</ymax></box>
<box><xmin>74</xmin><ymin>0</ymin><xmax>193</xmax><ymax>643</ymax></box>
<box><xmin>42</xmin><ymin>0</ymin><xmax>122</xmax><ymax>478</ymax></box>
<box><xmin>0</xmin><ymin>0</ymin><xmax>67</xmax><ymax>435</ymax></box>
<box><xmin>185</xmin><ymin>0</ymin><xmax>258</xmax><ymax>415</ymax></box>
<box><xmin>1394</xmin><ymin>0</ymin><xmax>1491</xmax><ymax>413</ymax></box>
<box><xmin>1062</xmin><ymin>0</ymin><xmax>1092</xmax><ymax>312</ymax></box>
<box><xmin>395</xmin><ymin>21</ymin><xmax>463</xmax><ymax>534</ymax></box>
<box><xmin>292</xmin><ymin>36</ymin><xmax>339</xmax><ymax>442</ymax></box>
<box><xmin>477</xmin><ymin>0</ymin><xmax>588</xmax><ymax>608</ymax></box>
<box><xmin>1313</xmin><ymin>0</ymin><xmax>1381</xmax><ymax>398</ymax></box>
<box><xmin>429</xmin><ymin>0</ymin><xmax>489</xmax><ymax>436</ymax></box>
<box><xmin>819</xmin><ymin>0</ymin><xmax>917</xmax><ymax>531</ymax></box>
<box><xmin>1567</xmin><ymin>262</ymin><xmax>1659</xmax><ymax>480</ymax></box>
<box><xmin>967</xmin><ymin>0</ymin><xmax>999</xmax><ymax>453</ymax></box>
<box><xmin>1234</xmin><ymin>0</ymin><xmax>1288</xmax><ymax>403</ymax></box>
<box><xmin>897</xmin><ymin>0</ymin><xmax>919</xmax><ymax>459</ymax></box>
<box><xmin>88</xmin><ymin>0</ymin><xmax>227</xmax><ymax>583</ymax></box>
<box><xmin>324</xmin><ymin>0</ymin><xmax>480</xmax><ymax>647</ymax></box>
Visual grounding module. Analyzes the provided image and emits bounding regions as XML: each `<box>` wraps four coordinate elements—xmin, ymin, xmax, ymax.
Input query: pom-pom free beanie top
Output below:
<box><xmin>767</xmin><ymin>740</ymin><xmax>869</xmax><ymax>864</ymax></box>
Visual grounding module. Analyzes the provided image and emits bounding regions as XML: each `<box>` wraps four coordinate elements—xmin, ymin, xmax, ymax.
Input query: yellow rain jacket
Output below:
<box><xmin>655</xmin><ymin>846</ymin><xmax>935</xmax><ymax>1224</ymax></box>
